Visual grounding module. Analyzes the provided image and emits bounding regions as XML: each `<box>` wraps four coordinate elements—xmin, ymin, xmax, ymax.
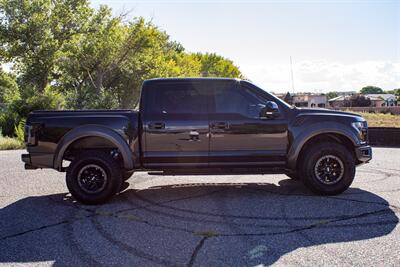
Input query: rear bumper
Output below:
<box><xmin>21</xmin><ymin>154</ymin><xmax>37</xmax><ymax>169</ymax></box>
<box><xmin>21</xmin><ymin>153</ymin><xmax>53</xmax><ymax>169</ymax></box>
<box><xmin>355</xmin><ymin>145</ymin><xmax>372</xmax><ymax>163</ymax></box>
<box><xmin>21</xmin><ymin>154</ymin><xmax>30</xmax><ymax>164</ymax></box>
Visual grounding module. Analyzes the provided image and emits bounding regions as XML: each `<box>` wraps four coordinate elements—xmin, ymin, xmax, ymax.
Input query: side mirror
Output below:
<box><xmin>260</xmin><ymin>101</ymin><xmax>280</xmax><ymax>119</ymax></box>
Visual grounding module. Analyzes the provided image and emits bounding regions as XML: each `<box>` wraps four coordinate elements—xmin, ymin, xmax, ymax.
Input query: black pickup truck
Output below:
<box><xmin>22</xmin><ymin>78</ymin><xmax>372</xmax><ymax>204</ymax></box>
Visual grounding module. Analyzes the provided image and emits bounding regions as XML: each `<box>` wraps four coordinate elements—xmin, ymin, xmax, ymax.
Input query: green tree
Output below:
<box><xmin>360</xmin><ymin>86</ymin><xmax>383</xmax><ymax>94</ymax></box>
<box><xmin>58</xmin><ymin>10</ymin><xmax>202</xmax><ymax>109</ymax></box>
<box><xmin>193</xmin><ymin>53</ymin><xmax>242</xmax><ymax>78</ymax></box>
<box><xmin>1</xmin><ymin>0</ymin><xmax>243</xmax><ymax>113</ymax></box>
<box><xmin>385</xmin><ymin>88</ymin><xmax>400</xmax><ymax>100</ymax></box>
<box><xmin>345</xmin><ymin>94</ymin><xmax>371</xmax><ymax>107</ymax></box>
<box><xmin>0</xmin><ymin>0</ymin><xmax>93</xmax><ymax>93</ymax></box>
<box><xmin>0</xmin><ymin>71</ymin><xmax>19</xmax><ymax>104</ymax></box>
<box><xmin>326</xmin><ymin>91</ymin><xmax>338</xmax><ymax>100</ymax></box>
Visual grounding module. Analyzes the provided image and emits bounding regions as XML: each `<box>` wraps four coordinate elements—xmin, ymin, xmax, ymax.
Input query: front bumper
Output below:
<box><xmin>355</xmin><ymin>145</ymin><xmax>372</xmax><ymax>163</ymax></box>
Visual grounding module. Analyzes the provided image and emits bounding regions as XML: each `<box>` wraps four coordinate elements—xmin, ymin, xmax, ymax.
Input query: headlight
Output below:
<box><xmin>352</xmin><ymin>121</ymin><xmax>368</xmax><ymax>143</ymax></box>
<box><xmin>352</xmin><ymin>122</ymin><xmax>365</xmax><ymax>131</ymax></box>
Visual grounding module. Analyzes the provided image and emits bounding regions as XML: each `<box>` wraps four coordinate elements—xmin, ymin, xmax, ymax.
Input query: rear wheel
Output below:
<box><xmin>299</xmin><ymin>142</ymin><xmax>355</xmax><ymax>195</ymax></box>
<box><xmin>66</xmin><ymin>151</ymin><xmax>122</xmax><ymax>205</ymax></box>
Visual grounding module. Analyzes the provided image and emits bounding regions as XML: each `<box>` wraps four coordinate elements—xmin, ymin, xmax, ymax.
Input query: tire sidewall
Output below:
<box><xmin>66</xmin><ymin>152</ymin><xmax>122</xmax><ymax>204</ymax></box>
<box><xmin>301</xmin><ymin>143</ymin><xmax>355</xmax><ymax>195</ymax></box>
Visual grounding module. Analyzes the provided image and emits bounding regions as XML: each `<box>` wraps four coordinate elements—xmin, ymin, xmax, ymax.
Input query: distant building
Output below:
<box><xmin>336</xmin><ymin>91</ymin><xmax>357</xmax><ymax>96</ymax></box>
<box><xmin>292</xmin><ymin>94</ymin><xmax>327</xmax><ymax>108</ymax></box>
<box><xmin>274</xmin><ymin>92</ymin><xmax>293</xmax><ymax>105</ymax></box>
<box><xmin>276</xmin><ymin>91</ymin><xmax>397</xmax><ymax>108</ymax></box>
<box><xmin>328</xmin><ymin>95</ymin><xmax>351</xmax><ymax>107</ymax></box>
<box><xmin>328</xmin><ymin>93</ymin><xmax>397</xmax><ymax>107</ymax></box>
<box><xmin>364</xmin><ymin>94</ymin><xmax>397</xmax><ymax>107</ymax></box>
<box><xmin>275</xmin><ymin>92</ymin><xmax>327</xmax><ymax>108</ymax></box>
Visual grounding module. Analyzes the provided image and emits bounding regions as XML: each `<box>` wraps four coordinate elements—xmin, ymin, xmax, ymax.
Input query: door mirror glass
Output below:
<box><xmin>260</xmin><ymin>101</ymin><xmax>280</xmax><ymax>119</ymax></box>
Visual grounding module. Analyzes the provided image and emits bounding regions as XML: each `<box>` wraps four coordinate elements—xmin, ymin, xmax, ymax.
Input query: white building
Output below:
<box><xmin>292</xmin><ymin>94</ymin><xmax>327</xmax><ymax>108</ymax></box>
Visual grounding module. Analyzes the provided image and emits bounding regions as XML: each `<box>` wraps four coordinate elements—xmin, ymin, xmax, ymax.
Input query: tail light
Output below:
<box><xmin>25</xmin><ymin>123</ymin><xmax>41</xmax><ymax>146</ymax></box>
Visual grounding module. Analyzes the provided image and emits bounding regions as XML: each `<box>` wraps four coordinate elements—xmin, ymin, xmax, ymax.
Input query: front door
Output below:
<box><xmin>209</xmin><ymin>82</ymin><xmax>288</xmax><ymax>167</ymax></box>
<box><xmin>142</xmin><ymin>81</ymin><xmax>209</xmax><ymax>169</ymax></box>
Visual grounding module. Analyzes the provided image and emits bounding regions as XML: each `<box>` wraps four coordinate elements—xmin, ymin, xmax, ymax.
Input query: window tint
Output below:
<box><xmin>145</xmin><ymin>83</ymin><xmax>207</xmax><ymax>115</ymax></box>
<box><xmin>214</xmin><ymin>85</ymin><xmax>266</xmax><ymax>118</ymax></box>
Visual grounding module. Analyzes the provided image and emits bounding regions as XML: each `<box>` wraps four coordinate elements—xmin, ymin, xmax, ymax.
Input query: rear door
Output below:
<box><xmin>209</xmin><ymin>82</ymin><xmax>288</xmax><ymax>167</ymax></box>
<box><xmin>141</xmin><ymin>81</ymin><xmax>210</xmax><ymax>169</ymax></box>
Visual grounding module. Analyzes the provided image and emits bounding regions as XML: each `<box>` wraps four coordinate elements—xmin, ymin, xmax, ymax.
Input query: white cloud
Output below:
<box><xmin>240</xmin><ymin>61</ymin><xmax>400</xmax><ymax>93</ymax></box>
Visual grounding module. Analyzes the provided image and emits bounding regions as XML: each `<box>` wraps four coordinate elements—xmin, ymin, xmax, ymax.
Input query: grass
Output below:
<box><xmin>0</xmin><ymin>136</ymin><xmax>25</xmax><ymax>150</ymax></box>
<box><xmin>355</xmin><ymin>112</ymin><xmax>400</xmax><ymax>128</ymax></box>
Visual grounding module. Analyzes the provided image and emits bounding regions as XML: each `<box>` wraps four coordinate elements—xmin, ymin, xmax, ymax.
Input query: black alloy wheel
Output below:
<box><xmin>313</xmin><ymin>155</ymin><xmax>344</xmax><ymax>185</ymax></box>
<box><xmin>77</xmin><ymin>164</ymin><xmax>108</xmax><ymax>194</ymax></box>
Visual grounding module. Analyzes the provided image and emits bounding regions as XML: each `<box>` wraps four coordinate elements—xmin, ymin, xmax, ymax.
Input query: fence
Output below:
<box><xmin>369</xmin><ymin>127</ymin><xmax>400</xmax><ymax>147</ymax></box>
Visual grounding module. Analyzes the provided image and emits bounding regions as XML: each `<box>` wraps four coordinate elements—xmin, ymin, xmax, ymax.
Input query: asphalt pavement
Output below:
<box><xmin>0</xmin><ymin>148</ymin><xmax>399</xmax><ymax>266</ymax></box>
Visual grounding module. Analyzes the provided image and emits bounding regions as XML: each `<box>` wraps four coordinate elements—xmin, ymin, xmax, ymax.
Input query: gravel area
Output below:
<box><xmin>0</xmin><ymin>148</ymin><xmax>399</xmax><ymax>266</ymax></box>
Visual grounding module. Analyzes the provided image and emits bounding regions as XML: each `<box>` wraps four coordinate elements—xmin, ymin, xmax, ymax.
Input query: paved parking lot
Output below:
<box><xmin>1</xmin><ymin>147</ymin><xmax>399</xmax><ymax>266</ymax></box>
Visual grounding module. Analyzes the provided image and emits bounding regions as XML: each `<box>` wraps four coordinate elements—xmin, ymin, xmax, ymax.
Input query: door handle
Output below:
<box><xmin>148</xmin><ymin>122</ymin><xmax>165</xmax><ymax>129</ymax></box>
<box><xmin>211</xmin><ymin>122</ymin><xmax>229</xmax><ymax>129</ymax></box>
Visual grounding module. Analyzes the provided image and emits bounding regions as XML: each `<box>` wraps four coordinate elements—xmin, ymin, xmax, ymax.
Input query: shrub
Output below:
<box><xmin>0</xmin><ymin>86</ymin><xmax>65</xmax><ymax>137</ymax></box>
<box><xmin>12</xmin><ymin>87</ymin><xmax>65</xmax><ymax>119</ymax></box>
<box><xmin>0</xmin><ymin>110</ymin><xmax>19</xmax><ymax>137</ymax></box>
<box><xmin>15</xmin><ymin>120</ymin><xmax>25</xmax><ymax>142</ymax></box>
<box><xmin>0</xmin><ymin>136</ymin><xmax>24</xmax><ymax>150</ymax></box>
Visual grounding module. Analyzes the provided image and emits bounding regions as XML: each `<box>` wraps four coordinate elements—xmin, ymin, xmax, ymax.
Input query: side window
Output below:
<box><xmin>145</xmin><ymin>83</ymin><xmax>207</xmax><ymax>115</ymax></box>
<box><xmin>214</xmin><ymin>85</ymin><xmax>266</xmax><ymax>118</ymax></box>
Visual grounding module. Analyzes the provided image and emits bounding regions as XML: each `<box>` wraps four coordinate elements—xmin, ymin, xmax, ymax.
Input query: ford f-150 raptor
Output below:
<box><xmin>22</xmin><ymin>78</ymin><xmax>372</xmax><ymax>204</ymax></box>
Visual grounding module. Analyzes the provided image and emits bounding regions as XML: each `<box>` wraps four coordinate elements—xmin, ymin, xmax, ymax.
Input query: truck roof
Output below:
<box><xmin>143</xmin><ymin>77</ymin><xmax>240</xmax><ymax>84</ymax></box>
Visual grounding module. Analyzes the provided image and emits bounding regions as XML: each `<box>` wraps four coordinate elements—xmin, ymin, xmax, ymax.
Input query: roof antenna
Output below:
<box><xmin>290</xmin><ymin>56</ymin><xmax>295</xmax><ymax>95</ymax></box>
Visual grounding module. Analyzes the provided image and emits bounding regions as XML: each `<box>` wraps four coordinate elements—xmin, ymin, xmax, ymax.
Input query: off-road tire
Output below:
<box><xmin>299</xmin><ymin>142</ymin><xmax>355</xmax><ymax>195</ymax></box>
<box><xmin>66</xmin><ymin>151</ymin><xmax>122</xmax><ymax>205</ymax></box>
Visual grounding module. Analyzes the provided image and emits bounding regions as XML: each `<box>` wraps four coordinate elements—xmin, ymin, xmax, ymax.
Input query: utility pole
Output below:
<box><xmin>290</xmin><ymin>56</ymin><xmax>295</xmax><ymax>95</ymax></box>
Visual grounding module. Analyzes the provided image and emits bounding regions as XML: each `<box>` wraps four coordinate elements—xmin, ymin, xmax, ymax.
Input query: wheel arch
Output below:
<box><xmin>53</xmin><ymin>125</ymin><xmax>134</xmax><ymax>171</ymax></box>
<box><xmin>288</xmin><ymin>128</ymin><xmax>358</xmax><ymax>170</ymax></box>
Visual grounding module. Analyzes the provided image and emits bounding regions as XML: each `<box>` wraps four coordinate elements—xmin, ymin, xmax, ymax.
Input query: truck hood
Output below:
<box><xmin>295</xmin><ymin>107</ymin><xmax>362</xmax><ymax>118</ymax></box>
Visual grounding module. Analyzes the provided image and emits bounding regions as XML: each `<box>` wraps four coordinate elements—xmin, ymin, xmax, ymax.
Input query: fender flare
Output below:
<box><xmin>287</xmin><ymin>122</ymin><xmax>360</xmax><ymax>170</ymax></box>
<box><xmin>53</xmin><ymin>125</ymin><xmax>134</xmax><ymax>171</ymax></box>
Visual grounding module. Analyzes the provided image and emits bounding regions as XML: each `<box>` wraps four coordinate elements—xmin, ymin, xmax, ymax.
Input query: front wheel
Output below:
<box><xmin>299</xmin><ymin>142</ymin><xmax>355</xmax><ymax>195</ymax></box>
<box><xmin>66</xmin><ymin>151</ymin><xmax>122</xmax><ymax>205</ymax></box>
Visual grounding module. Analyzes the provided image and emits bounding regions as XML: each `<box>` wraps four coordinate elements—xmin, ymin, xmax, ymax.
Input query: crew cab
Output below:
<box><xmin>22</xmin><ymin>78</ymin><xmax>372</xmax><ymax>204</ymax></box>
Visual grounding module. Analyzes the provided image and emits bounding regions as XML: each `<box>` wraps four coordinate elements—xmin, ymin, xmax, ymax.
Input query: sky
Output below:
<box><xmin>91</xmin><ymin>0</ymin><xmax>400</xmax><ymax>93</ymax></box>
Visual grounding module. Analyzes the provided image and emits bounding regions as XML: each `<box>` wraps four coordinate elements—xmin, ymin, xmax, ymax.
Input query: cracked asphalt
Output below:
<box><xmin>1</xmin><ymin>148</ymin><xmax>399</xmax><ymax>266</ymax></box>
